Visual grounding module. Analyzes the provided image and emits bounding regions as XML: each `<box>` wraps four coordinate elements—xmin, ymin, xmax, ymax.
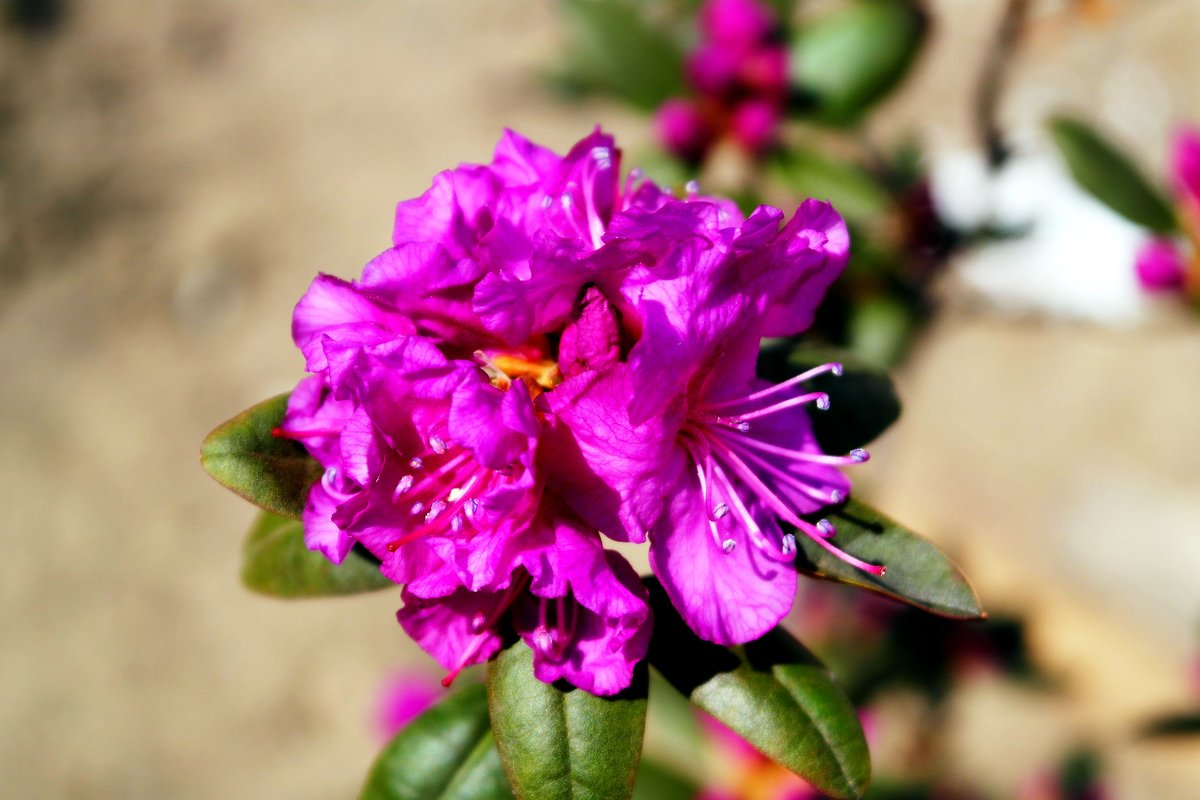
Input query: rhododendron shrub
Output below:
<box><xmin>203</xmin><ymin>128</ymin><xmax>982</xmax><ymax>800</ymax></box>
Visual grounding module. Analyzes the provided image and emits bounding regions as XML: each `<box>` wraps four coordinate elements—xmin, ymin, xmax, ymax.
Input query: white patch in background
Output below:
<box><xmin>930</xmin><ymin>146</ymin><xmax>1157</xmax><ymax>326</ymax></box>
<box><xmin>1053</xmin><ymin>465</ymin><xmax>1200</xmax><ymax>647</ymax></box>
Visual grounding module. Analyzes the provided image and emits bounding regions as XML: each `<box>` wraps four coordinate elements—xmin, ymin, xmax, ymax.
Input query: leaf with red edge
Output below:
<box><xmin>201</xmin><ymin>392</ymin><xmax>322</xmax><ymax>519</ymax></box>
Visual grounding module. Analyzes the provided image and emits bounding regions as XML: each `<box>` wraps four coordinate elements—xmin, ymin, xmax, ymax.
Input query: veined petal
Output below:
<box><xmin>515</xmin><ymin>516</ymin><xmax>652</xmax><ymax>696</ymax></box>
<box><xmin>292</xmin><ymin>274</ymin><xmax>416</xmax><ymax>372</ymax></box>
<box><xmin>396</xmin><ymin>586</ymin><xmax>506</xmax><ymax>672</ymax></box>
<box><xmin>751</xmin><ymin>199</ymin><xmax>850</xmax><ymax>337</ymax></box>
<box><xmin>542</xmin><ymin>366</ymin><xmax>681</xmax><ymax>543</ymax></box>
<box><xmin>301</xmin><ymin>478</ymin><xmax>355</xmax><ymax>565</ymax></box>
<box><xmin>649</xmin><ymin>459</ymin><xmax>797</xmax><ymax>645</ymax></box>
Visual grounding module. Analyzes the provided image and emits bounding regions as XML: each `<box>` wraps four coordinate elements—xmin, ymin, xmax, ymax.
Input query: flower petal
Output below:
<box><xmin>649</xmin><ymin>458</ymin><xmax>797</xmax><ymax>645</ymax></box>
<box><xmin>542</xmin><ymin>366</ymin><xmax>681</xmax><ymax>542</ymax></box>
<box><xmin>396</xmin><ymin>586</ymin><xmax>506</xmax><ymax>673</ymax></box>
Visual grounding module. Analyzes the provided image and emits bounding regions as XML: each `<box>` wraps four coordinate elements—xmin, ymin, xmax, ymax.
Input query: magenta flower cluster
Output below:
<box><xmin>279</xmin><ymin>128</ymin><xmax>873</xmax><ymax>695</ymax></box>
<box><xmin>1135</xmin><ymin>126</ymin><xmax>1200</xmax><ymax>295</ymax></box>
<box><xmin>657</xmin><ymin>0</ymin><xmax>789</xmax><ymax>164</ymax></box>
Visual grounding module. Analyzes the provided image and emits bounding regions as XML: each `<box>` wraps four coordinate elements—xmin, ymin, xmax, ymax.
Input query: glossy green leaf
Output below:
<box><xmin>241</xmin><ymin>511</ymin><xmax>392</xmax><ymax>598</ymax></box>
<box><xmin>645</xmin><ymin>579</ymin><xmax>870</xmax><ymax>800</ymax></box>
<box><xmin>488</xmin><ymin>641</ymin><xmax>648</xmax><ymax>800</ymax></box>
<box><xmin>790</xmin><ymin>0</ymin><xmax>928</xmax><ymax>126</ymax></box>
<box><xmin>790</xmin><ymin>347</ymin><xmax>902</xmax><ymax>453</ymax></box>
<box><xmin>201</xmin><ymin>392</ymin><xmax>321</xmax><ymax>519</ymax></box>
<box><xmin>558</xmin><ymin>0</ymin><xmax>686</xmax><ymax>111</ymax></box>
<box><xmin>1048</xmin><ymin>116</ymin><xmax>1177</xmax><ymax>233</ymax></box>
<box><xmin>797</xmin><ymin>499</ymin><xmax>984</xmax><ymax>619</ymax></box>
<box><xmin>361</xmin><ymin>683</ymin><xmax>515</xmax><ymax>800</ymax></box>
<box><xmin>770</xmin><ymin>148</ymin><xmax>892</xmax><ymax>222</ymax></box>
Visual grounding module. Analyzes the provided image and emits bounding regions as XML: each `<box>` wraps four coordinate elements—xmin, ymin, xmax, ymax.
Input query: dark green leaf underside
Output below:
<box><xmin>631</xmin><ymin>760</ymin><xmax>699</xmax><ymax>800</ymax></box>
<box><xmin>242</xmin><ymin>511</ymin><xmax>392</xmax><ymax>598</ymax></box>
<box><xmin>790</xmin><ymin>347</ymin><xmax>901</xmax><ymax>453</ymax></box>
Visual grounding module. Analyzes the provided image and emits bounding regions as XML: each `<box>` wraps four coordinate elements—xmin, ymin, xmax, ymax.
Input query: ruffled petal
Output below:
<box><xmin>542</xmin><ymin>366</ymin><xmax>682</xmax><ymax>543</ymax></box>
<box><xmin>292</xmin><ymin>274</ymin><xmax>416</xmax><ymax>373</ymax></box>
<box><xmin>301</xmin><ymin>477</ymin><xmax>355</xmax><ymax>565</ymax></box>
<box><xmin>515</xmin><ymin>516</ymin><xmax>652</xmax><ymax>695</ymax></box>
<box><xmin>751</xmin><ymin>199</ymin><xmax>849</xmax><ymax>337</ymax></box>
<box><xmin>396</xmin><ymin>586</ymin><xmax>506</xmax><ymax>673</ymax></box>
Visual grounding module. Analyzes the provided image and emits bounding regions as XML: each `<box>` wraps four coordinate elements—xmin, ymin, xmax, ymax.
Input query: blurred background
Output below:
<box><xmin>2</xmin><ymin>1</ymin><xmax>1199</xmax><ymax>797</ymax></box>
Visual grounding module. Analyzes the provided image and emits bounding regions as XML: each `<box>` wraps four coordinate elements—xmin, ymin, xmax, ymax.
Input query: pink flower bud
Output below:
<box><xmin>1134</xmin><ymin>238</ymin><xmax>1187</xmax><ymax>292</ymax></box>
<box><xmin>656</xmin><ymin>98</ymin><xmax>716</xmax><ymax>163</ymax></box>
<box><xmin>730</xmin><ymin>99</ymin><xmax>780</xmax><ymax>155</ymax></box>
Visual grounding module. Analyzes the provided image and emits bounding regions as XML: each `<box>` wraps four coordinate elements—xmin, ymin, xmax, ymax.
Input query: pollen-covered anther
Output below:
<box><xmin>424</xmin><ymin>500</ymin><xmax>446</xmax><ymax>523</ymax></box>
<box><xmin>533</xmin><ymin>626</ymin><xmax>556</xmax><ymax>654</ymax></box>
<box><xmin>393</xmin><ymin>474</ymin><xmax>414</xmax><ymax>499</ymax></box>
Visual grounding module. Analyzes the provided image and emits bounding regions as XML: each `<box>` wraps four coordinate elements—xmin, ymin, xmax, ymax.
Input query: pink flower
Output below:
<box><xmin>279</xmin><ymin>127</ymin><xmax>860</xmax><ymax>689</ymax></box>
<box><xmin>1170</xmin><ymin>126</ymin><xmax>1200</xmax><ymax>211</ymax></box>
<box><xmin>658</xmin><ymin>0</ymin><xmax>789</xmax><ymax>162</ymax></box>
<box><xmin>544</xmin><ymin>200</ymin><xmax>877</xmax><ymax>646</ymax></box>
<box><xmin>1132</xmin><ymin>125</ymin><xmax>1200</xmax><ymax>298</ymax></box>
<box><xmin>656</xmin><ymin>98</ymin><xmax>718</xmax><ymax>166</ymax></box>
<box><xmin>374</xmin><ymin>669</ymin><xmax>442</xmax><ymax>740</ymax></box>
<box><xmin>1134</xmin><ymin>238</ymin><xmax>1187</xmax><ymax>292</ymax></box>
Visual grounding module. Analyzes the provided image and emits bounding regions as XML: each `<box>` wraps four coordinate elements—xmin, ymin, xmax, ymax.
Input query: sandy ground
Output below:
<box><xmin>2</xmin><ymin>1</ymin><xmax>1199</xmax><ymax>797</ymax></box>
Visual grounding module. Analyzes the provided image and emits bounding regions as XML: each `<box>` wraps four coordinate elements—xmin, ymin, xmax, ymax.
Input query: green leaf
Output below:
<box><xmin>631</xmin><ymin>760</ymin><xmax>699</xmax><ymax>800</ymax></box>
<box><xmin>201</xmin><ymin>392</ymin><xmax>321</xmax><ymax>519</ymax></box>
<box><xmin>790</xmin><ymin>347</ymin><xmax>902</xmax><ymax>452</ymax></box>
<box><xmin>488</xmin><ymin>640</ymin><xmax>648</xmax><ymax>800</ymax></box>
<box><xmin>790</xmin><ymin>1</ymin><xmax>928</xmax><ymax>127</ymax></box>
<box><xmin>1048</xmin><ymin>116</ymin><xmax>1178</xmax><ymax>233</ymax></box>
<box><xmin>645</xmin><ymin>579</ymin><xmax>870</xmax><ymax>800</ymax></box>
<box><xmin>361</xmin><ymin>683</ymin><xmax>515</xmax><ymax>800</ymax></box>
<box><xmin>770</xmin><ymin>148</ymin><xmax>892</xmax><ymax>223</ymax></box>
<box><xmin>797</xmin><ymin>499</ymin><xmax>984</xmax><ymax>619</ymax></box>
<box><xmin>242</xmin><ymin>511</ymin><xmax>393</xmax><ymax>598</ymax></box>
<box><xmin>1138</xmin><ymin>712</ymin><xmax>1200</xmax><ymax>740</ymax></box>
<box><xmin>845</xmin><ymin>294</ymin><xmax>917</xmax><ymax>370</ymax></box>
<box><xmin>558</xmin><ymin>0</ymin><xmax>686</xmax><ymax>111</ymax></box>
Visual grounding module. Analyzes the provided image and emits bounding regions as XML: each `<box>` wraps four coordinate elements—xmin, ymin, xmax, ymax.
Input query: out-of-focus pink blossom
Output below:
<box><xmin>656</xmin><ymin>98</ymin><xmax>717</xmax><ymax>165</ymax></box>
<box><xmin>657</xmin><ymin>0</ymin><xmax>789</xmax><ymax>162</ymax></box>
<box><xmin>1134</xmin><ymin>238</ymin><xmax>1187</xmax><ymax>292</ymax></box>
<box><xmin>374</xmin><ymin>670</ymin><xmax>442</xmax><ymax>740</ymax></box>
<box><xmin>1170</xmin><ymin>126</ymin><xmax>1200</xmax><ymax>210</ymax></box>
